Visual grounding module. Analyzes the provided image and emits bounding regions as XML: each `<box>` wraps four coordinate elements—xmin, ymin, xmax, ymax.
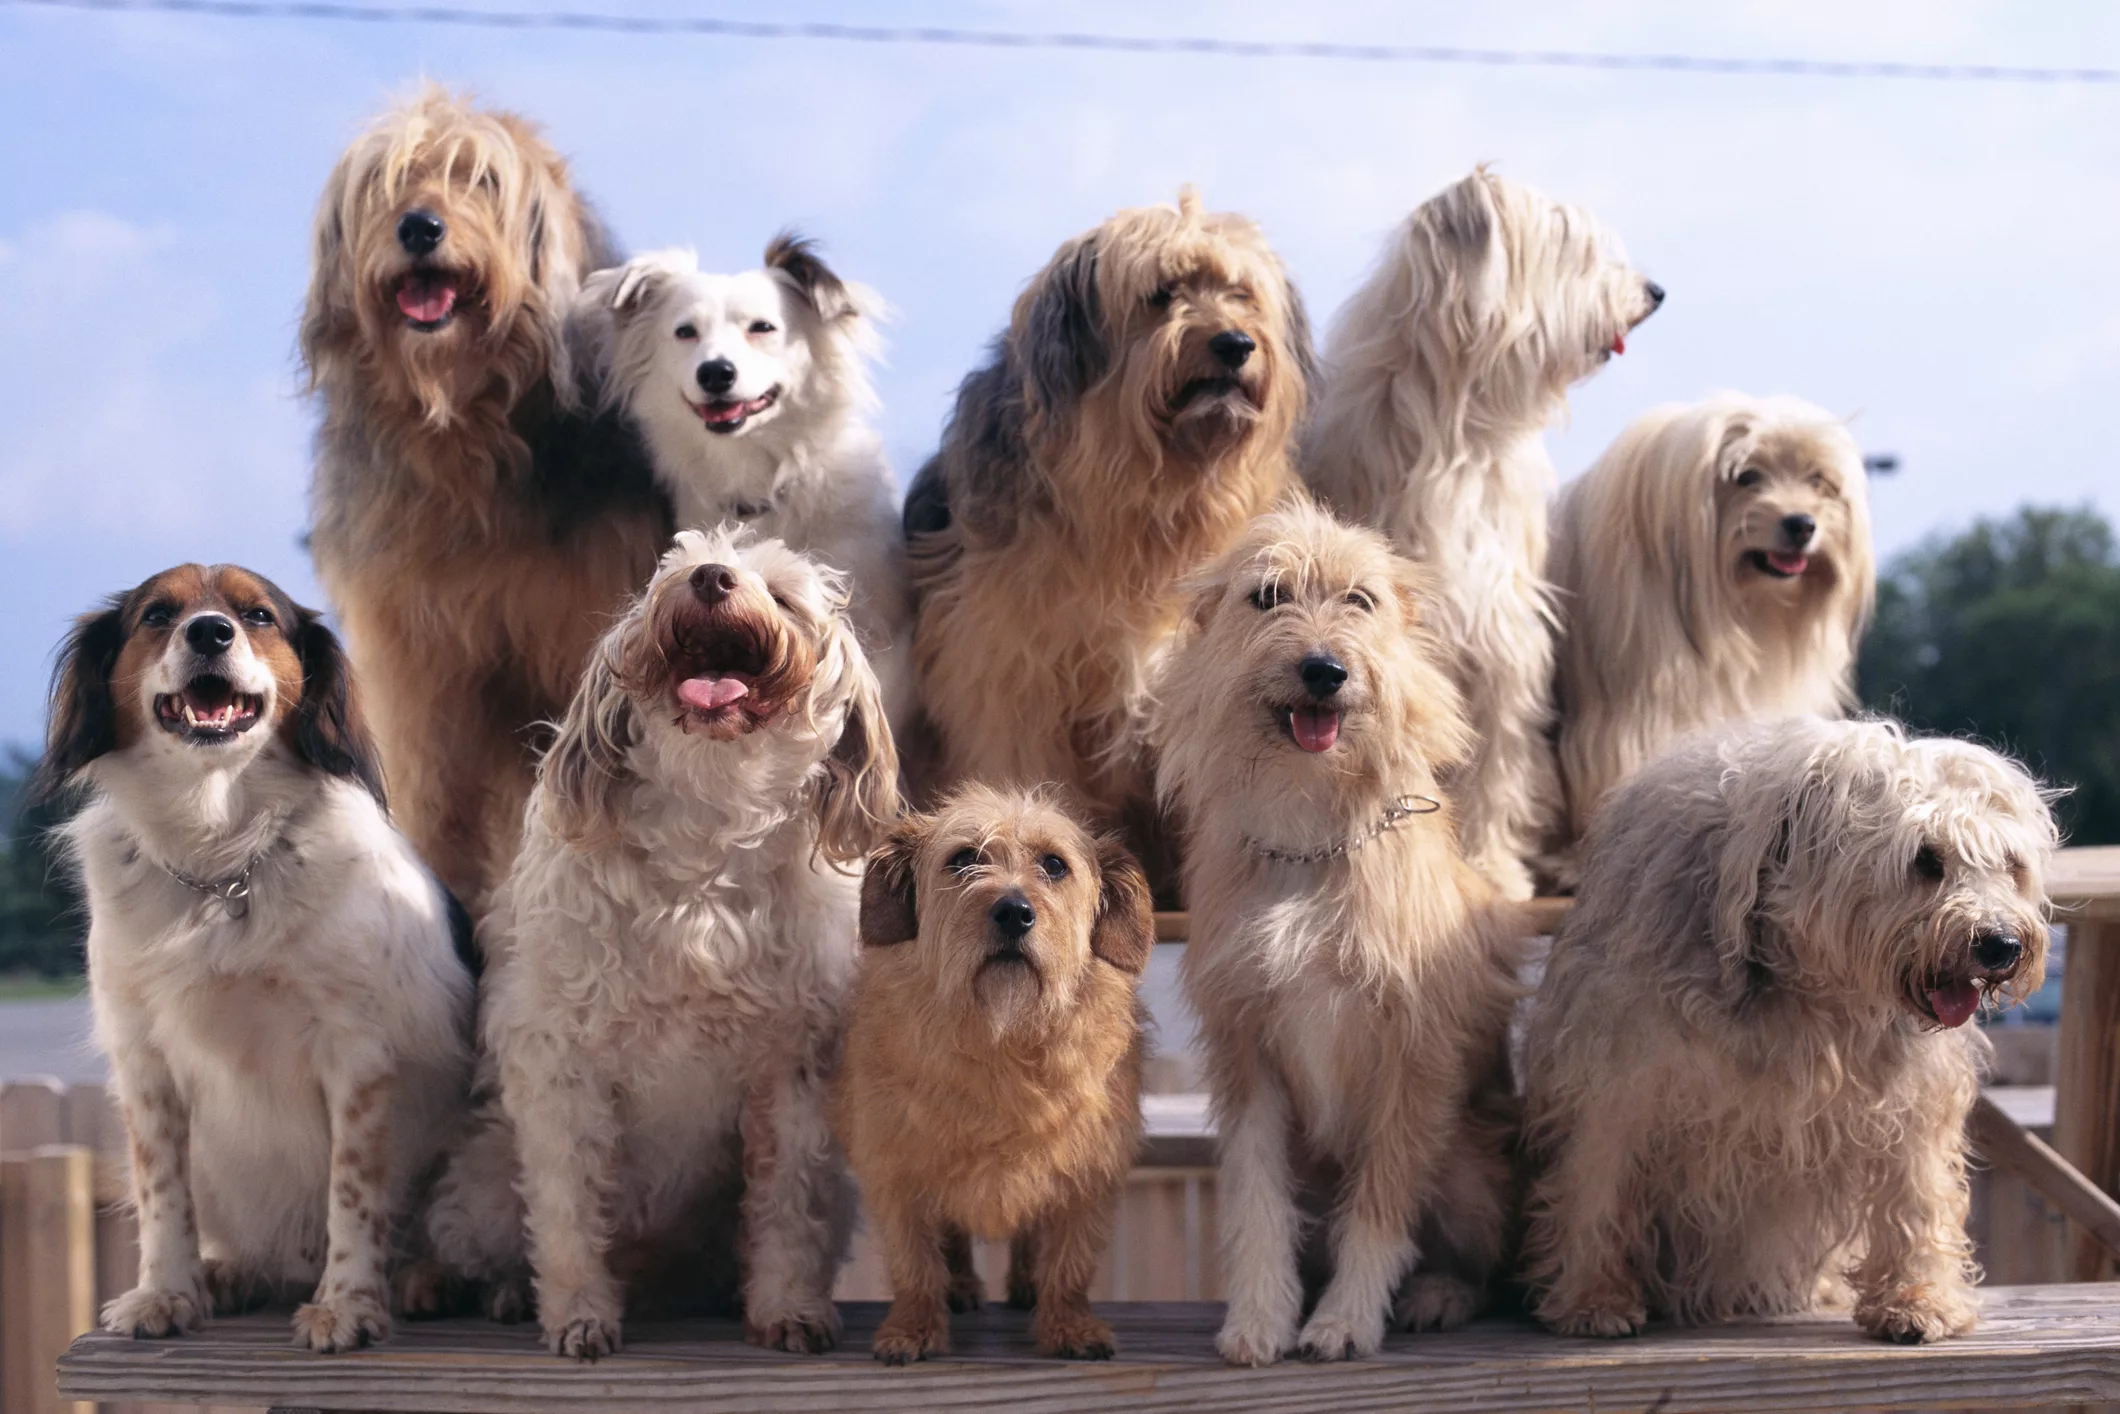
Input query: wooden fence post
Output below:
<box><xmin>2</xmin><ymin>1144</ymin><xmax>97</xmax><ymax>1414</ymax></box>
<box><xmin>2058</xmin><ymin>919</ymin><xmax>2120</xmax><ymax>1282</ymax></box>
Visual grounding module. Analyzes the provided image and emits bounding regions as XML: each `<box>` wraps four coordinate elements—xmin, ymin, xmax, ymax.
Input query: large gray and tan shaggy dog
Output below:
<box><xmin>1522</xmin><ymin>716</ymin><xmax>2055</xmax><ymax>1344</ymax></box>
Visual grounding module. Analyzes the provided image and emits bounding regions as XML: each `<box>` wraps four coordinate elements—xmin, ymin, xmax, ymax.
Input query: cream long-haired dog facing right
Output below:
<box><xmin>1522</xmin><ymin>717</ymin><xmax>2055</xmax><ymax>1343</ymax></box>
<box><xmin>1304</xmin><ymin>168</ymin><xmax>1663</xmax><ymax>899</ymax></box>
<box><xmin>1550</xmin><ymin>393</ymin><xmax>1876</xmax><ymax>851</ymax></box>
<box><xmin>1153</xmin><ymin>501</ymin><xmax>1524</xmax><ymax>1367</ymax></box>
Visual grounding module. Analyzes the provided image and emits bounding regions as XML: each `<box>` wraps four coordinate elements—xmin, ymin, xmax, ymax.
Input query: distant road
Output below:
<box><xmin>0</xmin><ymin>995</ymin><xmax>103</xmax><ymax>1083</ymax></box>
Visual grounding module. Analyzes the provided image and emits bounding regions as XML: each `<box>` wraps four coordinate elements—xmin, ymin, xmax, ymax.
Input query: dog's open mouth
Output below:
<box><xmin>395</xmin><ymin>270</ymin><xmax>463</xmax><ymax>331</ymax></box>
<box><xmin>671</xmin><ymin>629</ymin><xmax>773</xmax><ymax>730</ymax></box>
<box><xmin>154</xmin><ymin>676</ymin><xmax>263</xmax><ymax>744</ymax></box>
<box><xmin>1276</xmin><ymin>705</ymin><xmax>1341</xmax><ymax>754</ymax></box>
<box><xmin>1909</xmin><ymin>974</ymin><xmax>1986</xmax><ymax>1029</ymax></box>
<box><xmin>692</xmin><ymin>388</ymin><xmax>780</xmax><ymax>436</ymax></box>
<box><xmin>1746</xmin><ymin>549</ymin><xmax>1811</xmax><ymax>579</ymax></box>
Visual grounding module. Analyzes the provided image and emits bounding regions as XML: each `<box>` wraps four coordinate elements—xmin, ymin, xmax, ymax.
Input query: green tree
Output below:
<box><xmin>1860</xmin><ymin>506</ymin><xmax>2120</xmax><ymax>846</ymax></box>
<box><xmin>0</xmin><ymin>747</ymin><xmax>84</xmax><ymax>976</ymax></box>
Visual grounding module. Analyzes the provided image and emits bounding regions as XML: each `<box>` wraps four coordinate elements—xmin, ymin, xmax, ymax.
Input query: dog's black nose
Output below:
<box><xmin>690</xmin><ymin>563</ymin><xmax>739</xmax><ymax>604</ymax></box>
<box><xmin>396</xmin><ymin>209</ymin><xmax>445</xmax><ymax>257</ymax></box>
<box><xmin>184</xmin><ymin>615</ymin><xmax>236</xmax><ymax>656</ymax></box>
<box><xmin>1644</xmin><ymin>280</ymin><xmax>1666</xmax><ymax>307</ymax></box>
<box><xmin>1209</xmin><ymin>330</ymin><xmax>1255</xmax><ymax>369</ymax></box>
<box><xmin>696</xmin><ymin>358</ymin><xmax>738</xmax><ymax>396</ymax></box>
<box><xmin>990</xmin><ymin>892</ymin><xmax>1036</xmax><ymax>941</ymax></box>
<box><xmin>1298</xmin><ymin>653</ymin><xmax>1348</xmax><ymax>699</ymax></box>
<box><xmin>1973</xmin><ymin>930</ymin><xmax>2024</xmax><ymax>973</ymax></box>
<box><xmin>1781</xmin><ymin>512</ymin><xmax>1817</xmax><ymax>546</ymax></box>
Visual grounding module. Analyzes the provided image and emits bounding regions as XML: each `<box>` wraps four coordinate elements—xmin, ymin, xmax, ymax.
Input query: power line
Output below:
<box><xmin>5</xmin><ymin>0</ymin><xmax>2118</xmax><ymax>86</ymax></box>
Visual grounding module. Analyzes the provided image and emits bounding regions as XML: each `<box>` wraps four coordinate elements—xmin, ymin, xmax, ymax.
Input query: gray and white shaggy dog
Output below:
<box><xmin>1521</xmin><ymin>716</ymin><xmax>2055</xmax><ymax>1344</ymax></box>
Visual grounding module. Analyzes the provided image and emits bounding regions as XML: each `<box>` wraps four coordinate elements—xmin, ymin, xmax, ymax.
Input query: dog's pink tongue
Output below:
<box><xmin>396</xmin><ymin>278</ymin><xmax>457</xmax><ymax>323</ymax></box>
<box><xmin>678</xmin><ymin>676</ymin><xmax>749</xmax><ymax>711</ymax></box>
<box><xmin>1929</xmin><ymin>980</ymin><xmax>1981</xmax><ymax>1029</ymax></box>
<box><xmin>1767</xmin><ymin>550</ymin><xmax>1810</xmax><ymax>575</ymax></box>
<box><xmin>1612</xmin><ymin>333</ymin><xmax>1626</xmax><ymax>356</ymax></box>
<box><xmin>1291</xmin><ymin>707</ymin><xmax>1340</xmax><ymax>754</ymax></box>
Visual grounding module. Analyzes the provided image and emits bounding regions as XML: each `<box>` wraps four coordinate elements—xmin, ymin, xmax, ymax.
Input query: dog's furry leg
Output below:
<box><xmin>1298</xmin><ymin>1088</ymin><xmax>1443</xmax><ymax>1360</ymax></box>
<box><xmin>1029</xmin><ymin>1195</ymin><xmax>1117</xmax><ymax>1360</ymax></box>
<box><xmin>738</xmin><ymin>1064</ymin><xmax>845</xmax><ymax>1354</ymax></box>
<box><xmin>943</xmin><ymin>1227</ymin><xmax>986</xmax><ymax>1312</ymax></box>
<box><xmin>870</xmin><ymin>1195</ymin><xmax>951</xmax><ymax>1365</ymax></box>
<box><xmin>421</xmin><ymin>1105</ymin><xmax>533</xmax><ymax>1322</ymax></box>
<box><xmin>291</xmin><ymin>1062</ymin><xmax>395</xmax><ymax>1352</ymax></box>
<box><xmin>1851</xmin><ymin>1083</ymin><xmax>1979</xmax><ymax>1344</ymax></box>
<box><xmin>1004</xmin><ymin>1229</ymin><xmax>1037</xmax><ymax>1310</ymax></box>
<box><xmin>1214</xmin><ymin>1068</ymin><xmax>1303</xmax><ymax>1367</ymax></box>
<box><xmin>508</xmin><ymin>1066</ymin><xmax>624</xmax><ymax>1360</ymax></box>
<box><xmin>1526</xmin><ymin>1111</ymin><xmax>1652</xmax><ymax>1338</ymax></box>
<box><xmin>1448</xmin><ymin>645</ymin><xmax>1555</xmax><ymax>903</ymax></box>
<box><xmin>102</xmin><ymin>1040</ymin><xmax>210</xmax><ymax>1338</ymax></box>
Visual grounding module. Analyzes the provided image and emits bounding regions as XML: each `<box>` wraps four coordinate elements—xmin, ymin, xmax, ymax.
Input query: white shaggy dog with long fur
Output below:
<box><xmin>1550</xmin><ymin>393</ymin><xmax>1875</xmax><ymax>853</ymax></box>
<box><xmin>424</xmin><ymin>526</ymin><xmax>898</xmax><ymax>1358</ymax></box>
<box><xmin>1522</xmin><ymin>716</ymin><xmax>2054</xmax><ymax>1344</ymax></box>
<box><xmin>35</xmin><ymin>563</ymin><xmax>472</xmax><ymax>1353</ymax></box>
<box><xmin>1153</xmin><ymin>501</ymin><xmax>1524</xmax><ymax>1367</ymax></box>
<box><xmin>1304</xmin><ymin>167</ymin><xmax>1663</xmax><ymax>899</ymax></box>
<box><xmin>574</xmin><ymin>239</ymin><xmax>911</xmax><ymax>726</ymax></box>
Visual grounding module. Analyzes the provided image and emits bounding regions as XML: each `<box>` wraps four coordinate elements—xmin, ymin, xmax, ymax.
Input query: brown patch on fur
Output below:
<box><xmin>833</xmin><ymin>785</ymin><xmax>1145</xmax><ymax>1361</ymax></box>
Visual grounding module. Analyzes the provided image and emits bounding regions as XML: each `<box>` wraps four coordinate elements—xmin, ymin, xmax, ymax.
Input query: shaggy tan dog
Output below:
<box><xmin>1522</xmin><ymin>716</ymin><xmax>2054</xmax><ymax>1343</ymax></box>
<box><xmin>834</xmin><ymin>785</ymin><xmax>1151</xmax><ymax>1364</ymax></box>
<box><xmin>1152</xmin><ymin>500</ymin><xmax>1524</xmax><ymax>1366</ymax></box>
<box><xmin>903</xmin><ymin>187</ymin><xmax>1312</xmax><ymax>865</ymax></box>
<box><xmin>1549</xmin><ymin>394</ymin><xmax>1876</xmax><ymax>856</ymax></box>
<box><xmin>420</xmin><ymin>527</ymin><xmax>898</xmax><ymax>1359</ymax></box>
<box><xmin>1304</xmin><ymin>168</ymin><xmax>1662</xmax><ymax>899</ymax></box>
<box><xmin>302</xmin><ymin>86</ymin><xmax>671</xmax><ymax>912</ymax></box>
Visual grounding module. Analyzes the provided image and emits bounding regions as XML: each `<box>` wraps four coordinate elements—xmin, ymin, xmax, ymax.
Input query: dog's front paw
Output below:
<box><xmin>485</xmin><ymin>1271</ymin><xmax>534</xmax><ymax>1324</ymax></box>
<box><xmin>872</xmin><ymin>1309</ymin><xmax>948</xmax><ymax>1365</ymax></box>
<box><xmin>747</xmin><ymin>1301</ymin><xmax>841</xmax><ymax>1354</ymax></box>
<box><xmin>103</xmin><ymin>1278</ymin><xmax>209</xmax><ymax>1339</ymax></box>
<box><xmin>1216</xmin><ymin>1307</ymin><xmax>1297</xmax><ymax>1367</ymax></box>
<box><xmin>393</xmin><ymin>1258</ymin><xmax>469</xmax><ymax>1320</ymax></box>
<box><xmin>1539</xmin><ymin>1291</ymin><xmax>1647</xmax><ymax>1339</ymax></box>
<box><xmin>1297</xmin><ymin>1304</ymin><xmax>1386</xmax><ymax>1362</ymax></box>
<box><xmin>948</xmin><ymin>1263</ymin><xmax>987</xmax><ymax>1314</ymax></box>
<box><xmin>292</xmin><ymin>1285</ymin><xmax>391</xmax><ymax>1352</ymax></box>
<box><xmin>1858</xmin><ymin>1286</ymin><xmax>1977</xmax><ymax>1345</ymax></box>
<box><xmin>1034</xmin><ymin>1306</ymin><xmax>1115</xmax><ymax>1360</ymax></box>
<box><xmin>1396</xmin><ymin>1274</ymin><xmax>1482</xmax><ymax>1332</ymax></box>
<box><xmin>542</xmin><ymin>1288</ymin><xmax>623</xmax><ymax>1360</ymax></box>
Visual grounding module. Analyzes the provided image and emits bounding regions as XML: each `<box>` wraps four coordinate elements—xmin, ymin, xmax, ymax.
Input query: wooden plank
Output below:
<box><xmin>5</xmin><ymin>1146</ymin><xmax>97</xmax><ymax>1414</ymax></box>
<box><xmin>1</xmin><ymin>1078</ymin><xmax>69</xmax><ymax>1154</ymax></box>
<box><xmin>2057</xmin><ymin>919</ymin><xmax>2120</xmax><ymax>1281</ymax></box>
<box><xmin>2053</xmin><ymin>848</ymin><xmax>2120</xmax><ymax>923</ymax></box>
<box><xmin>1973</xmin><ymin>1094</ymin><xmax>2120</xmax><ymax>1261</ymax></box>
<box><xmin>55</xmin><ymin>1286</ymin><xmax>2120</xmax><ymax>1413</ymax></box>
<box><xmin>1154</xmin><ymin>895</ymin><xmax>1573</xmax><ymax>945</ymax></box>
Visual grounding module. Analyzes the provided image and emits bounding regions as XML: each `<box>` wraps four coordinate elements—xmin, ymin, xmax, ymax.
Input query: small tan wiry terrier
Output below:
<box><xmin>1522</xmin><ymin>716</ymin><xmax>2056</xmax><ymax>1345</ymax></box>
<box><xmin>833</xmin><ymin>785</ymin><xmax>1152</xmax><ymax>1364</ymax></box>
<box><xmin>1152</xmin><ymin>500</ymin><xmax>1524</xmax><ymax>1367</ymax></box>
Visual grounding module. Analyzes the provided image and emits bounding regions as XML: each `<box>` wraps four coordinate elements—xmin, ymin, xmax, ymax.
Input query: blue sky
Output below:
<box><xmin>1</xmin><ymin>1</ymin><xmax>2116</xmax><ymax>750</ymax></box>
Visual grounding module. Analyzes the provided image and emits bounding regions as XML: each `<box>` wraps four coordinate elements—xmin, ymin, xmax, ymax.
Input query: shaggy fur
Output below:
<box><xmin>835</xmin><ymin>785</ymin><xmax>1151</xmax><ymax>1364</ymax></box>
<box><xmin>573</xmin><ymin>238</ymin><xmax>912</xmax><ymax>728</ymax></box>
<box><xmin>421</xmin><ymin>526</ymin><xmax>898</xmax><ymax>1359</ymax></box>
<box><xmin>1521</xmin><ymin>717</ymin><xmax>2055</xmax><ymax>1343</ymax></box>
<box><xmin>1303</xmin><ymin>167</ymin><xmax>1662</xmax><ymax>899</ymax></box>
<box><xmin>302</xmin><ymin>85</ymin><xmax>672</xmax><ymax>915</ymax></box>
<box><xmin>1550</xmin><ymin>393</ymin><xmax>1876</xmax><ymax>854</ymax></box>
<box><xmin>34</xmin><ymin>565</ymin><xmax>473</xmax><ymax>1353</ymax></box>
<box><xmin>905</xmin><ymin>187</ymin><xmax>1313</xmax><ymax>863</ymax></box>
<box><xmin>1151</xmin><ymin>501</ymin><xmax>1525</xmax><ymax>1366</ymax></box>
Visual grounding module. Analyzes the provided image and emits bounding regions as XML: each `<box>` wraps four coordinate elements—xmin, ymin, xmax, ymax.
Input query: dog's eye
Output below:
<box><xmin>1038</xmin><ymin>854</ymin><xmax>1070</xmax><ymax>882</ymax></box>
<box><xmin>1248</xmin><ymin>583</ymin><xmax>1290</xmax><ymax>612</ymax></box>
<box><xmin>1148</xmin><ymin>285</ymin><xmax>1175</xmax><ymax>311</ymax></box>
<box><xmin>1230</xmin><ymin>286</ymin><xmax>1256</xmax><ymax>305</ymax></box>
<box><xmin>1809</xmin><ymin>474</ymin><xmax>1832</xmax><ymax>493</ymax></box>
<box><xmin>946</xmin><ymin>847</ymin><xmax>981</xmax><ymax>874</ymax></box>
<box><xmin>770</xmin><ymin>593</ymin><xmax>790</xmax><ymax>610</ymax></box>
<box><xmin>673</xmin><ymin>323</ymin><xmax>698</xmax><ymax>341</ymax></box>
<box><xmin>748</xmin><ymin>320</ymin><xmax>778</xmax><ymax>336</ymax></box>
<box><xmin>1734</xmin><ymin>468</ymin><xmax>1764</xmax><ymax>489</ymax></box>
<box><xmin>141</xmin><ymin>603</ymin><xmax>176</xmax><ymax>629</ymax></box>
<box><xmin>1344</xmin><ymin>588</ymin><xmax>1376</xmax><ymax>612</ymax></box>
<box><xmin>1913</xmin><ymin>844</ymin><xmax>1946</xmax><ymax>882</ymax></box>
<box><xmin>239</xmin><ymin>607</ymin><xmax>275</xmax><ymax>629</ymax></box>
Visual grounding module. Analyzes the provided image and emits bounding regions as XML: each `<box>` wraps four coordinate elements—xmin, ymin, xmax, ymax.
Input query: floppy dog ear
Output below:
<box><xmin>1089</xmin><ymin>835</ymin><xmax>1155</xmax><ymax>975</ymax></box>
<box><xmin>289</xmin><ymin>606</ymin><xmax>387</xmax><ymax>804</ymax></box>
<box><xmin>815</xmin><ymin>648</ymin><xmax>902</xmax><ymax>867</ymax></box>
<box><xmin>1282</xmin><ymin>278</ymin><xmax>1322</xmax><ymax>415</ymax></box>
<box><xmin>1707</xmin><ymin>754</ymin><xmax>1823</xmax><ymax>998</ymax></box>
<box><xmin>298</xmin><ymin>153</ymin><xmax>358</xmax><ymax>383</ymax></box>
<box><xmin>858</xmin><ymin>825</ymin><xmax>920</xmax><ymax>947</ymax></box>
<box><xmin>1018</xmin><ymin>234</ymin><xmax>1107</xmax><ymax>416</ymax></box>
<box><xmin>765</xmin><ymin>230</ymin><xmax>859</xmax><ymax>326</ymax></box>
<box><xmin>29</xmin><ymin>601</ymin><xmax>128</xmax><ymax>808</ymax></box>
<box><xmin>540</xmin><ymin>643</ymin><xmax>639</xmax><ymax>849</ymax></box>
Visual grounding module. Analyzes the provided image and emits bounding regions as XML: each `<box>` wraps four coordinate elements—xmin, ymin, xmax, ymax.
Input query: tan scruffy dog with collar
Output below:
<box><xmin>1152</xmin><ymin>500</ymin><xmax>1525</xmax><ymax>1366</ymax></box>
<box><xmin>833</xmin><ymin>784</ymin><xmax>1153</xmax><ymax>1364</ymax></box>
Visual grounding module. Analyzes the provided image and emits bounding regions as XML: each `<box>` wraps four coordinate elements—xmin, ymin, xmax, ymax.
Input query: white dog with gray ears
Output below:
<box><xmin>572</xmin><ymin>237</ymin><xmax>912</xmax><ymax>728</ymax></box>
<box><xmin>1522</xmin><ymin>715</ymin><xmax>2054</xmax><ymax>1344</ymax></box>
<box><xmin>1304</xmin><ymin>167</ymin><xmax>1663</xmax><ymax>900</ymax></box>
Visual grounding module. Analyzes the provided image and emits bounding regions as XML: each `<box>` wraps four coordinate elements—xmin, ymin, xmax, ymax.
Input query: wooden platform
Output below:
<box><xmin>55</xmin><ymin>1286</ymin><xmax>2120</xmax><ymax>1413</ymax></box>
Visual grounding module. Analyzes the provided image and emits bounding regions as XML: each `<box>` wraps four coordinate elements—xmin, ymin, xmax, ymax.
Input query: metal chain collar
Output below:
<box><xmin>1242</xmin><ymin>794</ymin><xmax>1443</xmax><ymax>865</ymax></box>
